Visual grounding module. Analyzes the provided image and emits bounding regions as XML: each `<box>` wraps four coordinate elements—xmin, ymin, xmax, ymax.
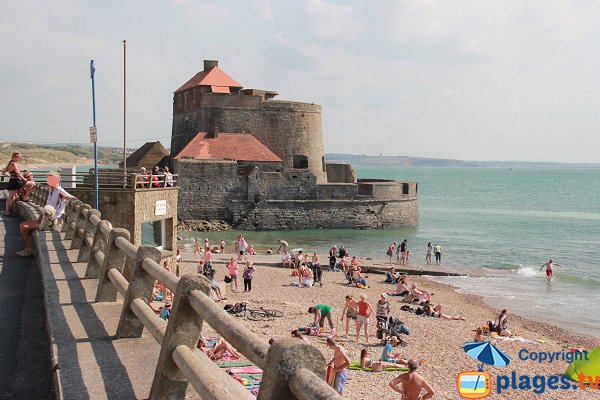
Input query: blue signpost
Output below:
<box><xmin>90</xmin><ymin>60</ymin><xmax>99</xmax><ymax>209</ymax></box>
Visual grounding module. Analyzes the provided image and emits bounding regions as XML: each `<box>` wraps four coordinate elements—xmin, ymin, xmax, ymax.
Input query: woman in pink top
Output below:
<box><xmin>227</xmin><ymin>257</ymin><xmax>239</xmax><ymax>291</ymax></box>
<box><xmin>355</xmin><ymin>293</ymin><xmax>373</xmax><ymax>343</ymax></box>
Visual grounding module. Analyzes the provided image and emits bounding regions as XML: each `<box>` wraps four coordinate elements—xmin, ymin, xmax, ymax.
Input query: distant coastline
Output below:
<box><xmin>326</xmin><ymin>153</ymin><xmax>600</xmax><ymax>168</ymax></box>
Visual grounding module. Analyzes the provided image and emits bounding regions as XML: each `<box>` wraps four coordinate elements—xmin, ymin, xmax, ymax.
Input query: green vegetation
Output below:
<box><xmin>0</xmin><ymin>142</ymin><xmax>124</xmax><ymax>165</ymax></box>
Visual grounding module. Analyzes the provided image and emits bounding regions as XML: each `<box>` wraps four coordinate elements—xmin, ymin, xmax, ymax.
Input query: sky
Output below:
<box><xmin>1</xmin><ymin>0</ymin><xmax>600</xmax><ymax>163</ymax></box>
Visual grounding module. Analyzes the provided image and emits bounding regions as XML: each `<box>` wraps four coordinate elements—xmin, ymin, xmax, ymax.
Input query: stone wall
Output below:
<box><xmin>171</xmin><ymin>93</ymin><xmax>327</xmax><ymax>182</ymax></box>
<box><xmin>174</xmin><ymin>159</ymin><xmax>246</xmax><ymax>221</ymax></box>
<box><xmin>230</xmin><ymin>198</ymin><xmax>419</xmax><ymax>230</ymax></box>
<box><xmin>326</xmin><ymin>163</ymin><xmax>356</xmax><ymax>183</ymax></box>
<box><xmin>68</xmin><ymin>187</ymin><xmax>179</xmax><ymax>250</ymax></box>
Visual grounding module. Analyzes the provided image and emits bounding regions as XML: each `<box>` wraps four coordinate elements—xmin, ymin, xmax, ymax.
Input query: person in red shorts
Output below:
<box><xmin>540</xmin><ymin>259</ymin><xmax>561</xmax><ymax>279</ymax></box>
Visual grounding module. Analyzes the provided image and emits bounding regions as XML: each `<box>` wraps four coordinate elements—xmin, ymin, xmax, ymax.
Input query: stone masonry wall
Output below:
<box><xmin>171</xmin><ymin>94</ymin><xmax>327</xmax><ymax>182</ymax></box>
<box><xmin>326</xmin><ymin>163</ymin><xmax>356</xmax><ymax>183</ymax></box>
<box><xmin>230</xmin><ymin>198</ymin><xmax>419</xmax><ymax>230</ymax></box>
<box><xmin>174</xmin><ymin>159</ymin><xmax>246</xmax><ymax>221</ymax></box>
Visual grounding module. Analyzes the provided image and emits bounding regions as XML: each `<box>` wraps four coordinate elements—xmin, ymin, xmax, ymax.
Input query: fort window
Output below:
<box><xmin>415</xmin><ymin>183</ymin><xmax>418</xmax><ymax>194</ymax></box>
<box><xmin>402</xmin><ymin>183</ymin><xmax>409</xmax><ymax>195</ymax></box>
<box><xmin>293</xmin><ymin>155</ymin><xmax>309</xmax><ymax>169</ymax></box>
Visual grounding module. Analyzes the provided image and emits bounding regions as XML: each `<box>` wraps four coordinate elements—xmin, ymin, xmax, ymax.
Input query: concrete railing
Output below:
<box><xmin>28</xmin><ymin>172</ymin><xmax>180</xmax><ymax>190</ymax></box>
<box><xmin>27</xmin><ymin>184</ymin><xmax>343</xmax><ymax>400</ymax></box>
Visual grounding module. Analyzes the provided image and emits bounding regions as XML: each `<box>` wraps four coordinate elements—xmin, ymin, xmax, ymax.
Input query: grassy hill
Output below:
<box><xmin>0</xmin><ymin>143</ymin><xmax>125</xmax><ymax>166</ymax></box>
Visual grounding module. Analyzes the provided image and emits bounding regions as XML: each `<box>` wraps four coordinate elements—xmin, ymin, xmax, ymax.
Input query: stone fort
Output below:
<box><xmin>168</xmin><ymin>60</ymin><xmax>418</xmax><ymax>230</ymax></box>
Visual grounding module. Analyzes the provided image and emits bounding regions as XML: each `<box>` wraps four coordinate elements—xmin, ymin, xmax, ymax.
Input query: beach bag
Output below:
<box><xmin>224</xmin><ymin>275</ymin><xmax>232</xmax><ymax>283</ymax></box>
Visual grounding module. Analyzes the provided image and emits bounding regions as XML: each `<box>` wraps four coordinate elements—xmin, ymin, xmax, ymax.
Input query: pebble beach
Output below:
<box><xmin>179</xmin><ymin>253</ymin><xmax>599</xmax><ymax>400</ymax></box>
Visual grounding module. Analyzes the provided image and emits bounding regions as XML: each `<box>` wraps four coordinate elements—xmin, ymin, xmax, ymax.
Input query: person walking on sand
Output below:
<box><xmin>340</xmin><ymin>295</ymin><xmax>358</xmax><ymax>338</ymax></box>
<box><xmin>540</xmin><ymin>259</ymin><xmax>561</xmax><ymax>280</ymax></box>
<box><xmin>326</xmin><ymin>337</ymin><xmax>350</xmax><ymax>395</ymax></box>
<box><xmin>355</xmin><ymin>293</ymin><xmax>373</xmax><ymax>343</ymax></box>
<box><xmin>433</xmin><ymin>243</ymin><xmax>442</xmax><ymax>265</ymax></box>
<box><xmin>388</xmin><ymin>359</ymin><xmax>435</xmax><ymax>400</ymax></box>
<box><xmin>219</xmin><ymin>239</ymin><xmax>225</xmax><ymax>254</ymax></box>
<box><xmin>426</xmin><ymin>242</ymin><xmax>433</xmax><ymax>265</ymax></box>
<box><xmin>242</xmin><ymin>260</ymin><xmax>256</xmax><ymax>292</ymax></box>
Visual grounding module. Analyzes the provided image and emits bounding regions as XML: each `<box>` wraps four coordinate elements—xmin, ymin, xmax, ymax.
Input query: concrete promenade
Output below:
<box><xmin>0</xmin><ymin>212</ymin><xmax>54</xmax><ymax>399</ymax></box>
<box><xmin>2</xmin><ymin>196</ymin><xmax>202</xmax><ymax>399</ymax></box>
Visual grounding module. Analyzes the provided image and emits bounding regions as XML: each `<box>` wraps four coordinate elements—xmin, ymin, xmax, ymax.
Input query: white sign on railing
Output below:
<box><xmin>155</xmin><ymin>200</ymin><xmax>167</xmax><ymax>216</ymax></box>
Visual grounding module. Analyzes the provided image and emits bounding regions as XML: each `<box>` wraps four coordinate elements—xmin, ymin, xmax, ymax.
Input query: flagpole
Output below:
<box><xmin>123</xmin><ymin>39</ymin><xmax>127</xmax><ymax>185</ymax></box>
<box><xmin>90</xmin><ymin>60</ymin><xmax>99</xmax><ymax>209</ymax></box>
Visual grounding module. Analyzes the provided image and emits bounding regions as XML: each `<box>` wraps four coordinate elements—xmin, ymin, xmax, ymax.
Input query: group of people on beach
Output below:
<box><xmin>387</xmin><ymin>240</ymin><xmax>443</xmax><ymax>266</ymax></box>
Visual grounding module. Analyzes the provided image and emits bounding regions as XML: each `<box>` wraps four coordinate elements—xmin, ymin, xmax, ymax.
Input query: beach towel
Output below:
<box><xmin>348</xmin><ymin>361</ymin><xmax>408</xmax><ymax>372</ymax></box>
<box><xmin>227</xmin><ymin>367</ymin><xmax>263</xmax><ymax>374</ymax></box>
<box><xmin>216</xmin><ymin>360</ymin><xmax>253</xmax><ymax>367</ymax></box>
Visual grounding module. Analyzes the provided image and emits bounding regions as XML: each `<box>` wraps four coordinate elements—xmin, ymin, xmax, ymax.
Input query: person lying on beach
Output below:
<box><xmin>394</xmin><ymin>276</ymin><xmax>410</xmax><ymax>296</ymax></box>
<box><xmin>197</xmin><ymin>337</ymin><xmax>240</xmax><ymax>360</ymax></box>
<box><xmin>291</xmin><ymin>330</ymin><xmax>312</xmax><ymax>344</ymax></box>
<box><xmin>421</xmin><ymin>303</ymin><xmax>465</xmax><ymax>321</ymax></box>
<box><xmin>388</xmin><ymin>359</ymin><xmax>435</xmax><ymax>400</ymax></box>
<box><xmin>340</xmin><ymin>295</ymin><xmax>359</xmax><ymax>337</ymax></box>
<box><xmin>360</xmin><ymin>348</ymin><xmax>401</xmax><ymax>372</ymax></box>
<box><xmin>381</xmin><ymin>336</ymin><xmax>408</xmax><ymax>366</ymax></box>
<box><xmin>489</xmin><ymin>309</ymin><xmax>512</xmax><ymax>337</ymax></box>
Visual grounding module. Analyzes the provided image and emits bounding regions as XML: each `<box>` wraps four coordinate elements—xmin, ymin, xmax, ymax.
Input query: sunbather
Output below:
<box><xmin>360</xmin><ymin>348</ymin><xmax>402</xmax><ymax>372</ymax></box>
<box><xmin>197</xmin><ymin>337</ymin><xmax>240</xmax><ymax>360</ymax></box>
<box><xmin>421</xmin><ymin>303</ymin><xmax>465</xmax><ymax>321</ymax></box>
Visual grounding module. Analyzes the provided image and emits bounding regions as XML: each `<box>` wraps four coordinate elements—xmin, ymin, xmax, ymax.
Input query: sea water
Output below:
<box><xmin>183</xmin><ymin>166</ymin><xmax>600</xmax><ymax>338</ymax></box>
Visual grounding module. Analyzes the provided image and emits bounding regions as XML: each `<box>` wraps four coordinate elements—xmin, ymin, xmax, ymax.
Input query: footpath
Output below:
<box><xmin>6</xmin><ymin>197</ymin><xmax>201</xmax><ymax>399</ymax></box>
<box><xmin>0</xmin><ymin>209</ymin><xmax>54</xmax><ymax>399</ymax></box>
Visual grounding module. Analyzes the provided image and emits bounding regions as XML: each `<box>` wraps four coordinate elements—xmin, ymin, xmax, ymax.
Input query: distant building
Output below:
<box><xmin>119</xmin><ymin>141</ymin><xmax>169</xmax><ymax>170</ymax></box>
<box><xmin>166</xmin><ymin>60</ymin><xmax>418</xmax><ymax>230</ymax></box>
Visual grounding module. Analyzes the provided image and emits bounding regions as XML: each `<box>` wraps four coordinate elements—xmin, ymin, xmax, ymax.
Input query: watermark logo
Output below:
<box><xmin>456</xmin><ymin>371</ymin><xmax>491</xmax><ymax>399</ymax></box>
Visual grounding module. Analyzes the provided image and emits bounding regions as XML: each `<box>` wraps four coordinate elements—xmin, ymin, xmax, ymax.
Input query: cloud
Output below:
<box><xmin>305</xmin><ymin>0</ymin><xmax>364</xmax><ymax>42</ymax></box>
<box><xmin>255</xmin><ymin>0</ymin><xmax>274</xmax><ymax>22</ymax></box>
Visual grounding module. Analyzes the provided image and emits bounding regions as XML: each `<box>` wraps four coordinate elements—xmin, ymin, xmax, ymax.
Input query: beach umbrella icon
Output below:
<box><xmin>464</xmin><ymin>341</ymin><xmax>511</xmax><ymax>369</ymax></box>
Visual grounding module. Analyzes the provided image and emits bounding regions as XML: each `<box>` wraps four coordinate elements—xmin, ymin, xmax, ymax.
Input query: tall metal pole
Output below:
<box><xmin>90</xmin><ymin>60</ymin><xmax>99</xmax><ymax>209</ymax></box>
<box><xmin>123</xmin><ymin>40</ymin><xmax>127</xmax><ymax>183</ymax></box>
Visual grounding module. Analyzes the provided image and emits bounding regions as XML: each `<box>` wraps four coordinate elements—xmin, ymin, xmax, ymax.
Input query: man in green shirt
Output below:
<box><xmin>308</xmin><ymin>304</ymin><xmax>335</xmax><ymax>331</ymax></box>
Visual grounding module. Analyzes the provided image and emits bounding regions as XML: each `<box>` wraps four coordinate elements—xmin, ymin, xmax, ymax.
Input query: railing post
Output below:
<box><xmin>70</xmin><ymin>205</ymin><xmax>93</xmax><ymax>250</ymax></box>
<box><xmin>257</xmin><ymin>338</ymin><xmax>328</xmax><ymax>400</ymax></box>
<box><xmin>95</xmin><ymin>228</ymin><xmax>131</xmax><ymax>302</ymax></box>
<box><xmin>65</xmin><ymin>201</ymin><xmax>84</xmax><ymax>240</ymax></box>
<box><xmin>84</xmin><ymin>220</ymin><xmax>113</xmax><ymax>279</ymax></box>
<box><xmin>77</xmin><ymin>209</ymin><xmax>102</xmax><ymax>262</ymax></box>
<box><xmin>149</xmin><ymin>275</ymin><xmax>211</xmax><ymax>399</ymax></box>
<box><xmin>116</xmin><ymin>245</ymin><xmax>161</xmax><ymax>338</ymax></box>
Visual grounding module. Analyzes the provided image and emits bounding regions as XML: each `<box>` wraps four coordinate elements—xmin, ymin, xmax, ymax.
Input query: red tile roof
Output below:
<box><xmin>175</xmin><ymin>66</ymin><xmax>242</xmax><ymax>93</ymax></box>
<box><xmin>173</xmin><ymin>132</ymin><xmax>282</xmax><ymax>162</ymax></box>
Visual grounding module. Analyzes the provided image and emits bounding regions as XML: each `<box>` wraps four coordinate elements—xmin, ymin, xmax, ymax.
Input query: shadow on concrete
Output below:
<box><xmin>42</xmin><ymin>229</ymin><xmax>136</xmax><ymax>399</ymax></box>
<box><xmin>0</xmin><ymin>212</ymin><xmax>55</xmax><ymax>399</ymax></box>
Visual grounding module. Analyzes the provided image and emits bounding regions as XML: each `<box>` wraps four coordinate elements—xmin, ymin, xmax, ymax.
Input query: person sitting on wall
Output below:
<box><xmin>16</xmin><ymin>170</ymin><xmax>36</xmax><ymax>202</ymax></box>
<box><xmin>163</xmin><ymin>166</ymin><xmax>174</xmax><ymax>187</ymax></box>
<box><xmin>151</xmin><ymin>166</ymin><xmax>163</xmax><ymax>187</ymax></box>
<box><xmin>17</xmin><ymin>172</ymin><xmax>75</xmax><ymax>257</ymax></box>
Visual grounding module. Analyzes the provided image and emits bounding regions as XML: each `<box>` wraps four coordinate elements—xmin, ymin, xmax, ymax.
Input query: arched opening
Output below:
<box><xmin>293</xmin><ymin>155</ymin><xmax>309</xmax><ymax>169</ymax></box>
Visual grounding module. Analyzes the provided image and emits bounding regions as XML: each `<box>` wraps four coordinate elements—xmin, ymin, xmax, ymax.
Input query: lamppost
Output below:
<box><xmin>90</xmin><ymin>60</ymin><xmax>99</xmax><ymax>209</ymax></box>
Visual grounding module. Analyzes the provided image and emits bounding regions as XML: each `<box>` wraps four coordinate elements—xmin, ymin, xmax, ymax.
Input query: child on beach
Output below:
<box><xmin>227</xmin><ymin>257</ymin><xmax>239</xmax><ymax>291</ymax></box>
<box><xmin>242</xmin><ymin>260</ymin><xmax>256</xmax><ymax>292</ymax></box>
<box><xmin>193</xmin><ymin>239</ymin><xmax>201</xmax><ymax>259</ymax></box>
<box><xmin>220</xmin><ymin>239</ymin><xmax>225</xmax><ymax>254</ymax></box>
